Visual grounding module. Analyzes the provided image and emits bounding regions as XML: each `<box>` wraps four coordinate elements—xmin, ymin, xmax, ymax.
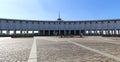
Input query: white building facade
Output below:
<box><xmin>0</xmin><ymin>18</ymin><xmax>120</xmax><ymax>36</ymax></box>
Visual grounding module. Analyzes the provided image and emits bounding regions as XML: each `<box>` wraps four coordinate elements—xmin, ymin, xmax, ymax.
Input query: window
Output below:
<box><xmin>13</xmin><ymin>21</ymin><xmax>15</xmax><ymax>23</ymax></box>
<box><xmin>74</xmin><ymin>22</ymin><xmax>76</xmax><ymax>24</ymax></box>
<box><xmin>54</xmin><ymin>22</ymin><xmax>55</xmax><ymax>24</ymax></box>
<box><xmin>38</xmin><ymin>22</ymin><xmax>39</xmax><ymax>24</ymax></box>
<box><xmin>79</xmin><ymin>22</ymin><xmax>81</xmax><ymax>24</ymax></box>
<box><xmin>26</xmin><ymin>21</ymin><xmax>28</xmax><ymax>24</ymax></box>
<box><xmin>96</xmin><ymin>22</ymin><xmax>98</xmax><ymax>23</ymax></box>
<box><xmin>20</xmin><ymin>21</ymin><xmax>22</xmax><ymax>24</ymax></box>
<box><xmin>101</xmin><ymin>21</ymin><xmax>104</xmax><ymax>23</ymax></box>
<box><xmin>6</xmin><ymin>20</ymin><xmax>8</xmax><ymax>23</ymax></box>
<box><xmin>64</xmin><ymin>22</ymin><xmax>66</xmax><ymax>24</ymax></box>
<box><xmin>43</xmin><ymin>22</ymin><xmax>45</xmax><ymax>24</ymax></box>
<box><xmin>69</xmin><ymin>22</ymin><xmax>71</xmax><ymax>24</ymax></box>
<box><xmin>48</xmin><ymin>22</ymin><xmax>50</xmax><ymax>24</ymax></box>
<box><xmin>90</xmin><ymin>22</ymin><xmax>92</xmax><ymax>24</ymax></box>
<box><xmin>32</xmin><ymin>22</ymin><xmax>34</xmax><ymax>24</ymax></box>
<box><xmin>59</xmin><ymin>22</ymin><xmax>61</xmax><ymax>24</ymax></box>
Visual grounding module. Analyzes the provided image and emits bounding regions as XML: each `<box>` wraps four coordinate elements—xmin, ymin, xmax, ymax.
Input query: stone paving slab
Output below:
<box><xmin>0</xmin><ymin>38</ymin><xmax>33</xmax><ymax>62</ymax></box>
<box><xmin>0</xmin><ymin>36</ymin><xmax>120</xmax><ymax>62</ymax></box>
<box><xmin>36</xmin><ymin>38</ymin><xmax>118</xmax><ymax>62</ymax></box>
<box><xmin>73</xmin><ymin>37</ymin><xmax>120</xmax><ymax>58</ymax></box>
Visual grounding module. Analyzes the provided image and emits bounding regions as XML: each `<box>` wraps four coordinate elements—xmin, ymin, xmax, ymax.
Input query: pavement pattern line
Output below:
<box><xmin>103</xmin><ymin>41</ymin><xmax>120</xmax><ymax>45</ymax></box>
<box><xmin>68</xmin><ymin>41</ymin><xmax>120</xmax><ymax>62</ymax></box>
<box><xmin>28</xmin><ymin>38</ymin><xmax>37</xmax><ymax>62</ymax></box>
<box><xmin>102</xmin><ymin>38</ymin><xmax>120</xmax><ymax>45</ymax></box>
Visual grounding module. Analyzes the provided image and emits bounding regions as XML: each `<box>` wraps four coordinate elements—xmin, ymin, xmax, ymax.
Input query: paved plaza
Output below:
<box><xmin>0</xmin><ymin>36</ymin><xmax>120</xmax><ymax>62</ymax></box>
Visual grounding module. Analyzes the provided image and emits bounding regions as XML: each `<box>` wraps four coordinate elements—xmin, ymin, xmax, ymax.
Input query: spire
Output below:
<box><xmin>57</xmin><ymin>11</ymin><xmax>62</xmax><ymax>21</ymax></box>
<box><xmin>59</xmin><ymin>11</ymin><xmax>60</xmax><ymax>19</ymax></box>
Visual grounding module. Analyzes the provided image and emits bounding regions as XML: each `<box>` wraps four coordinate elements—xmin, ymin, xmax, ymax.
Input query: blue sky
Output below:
<box><xmin>0</xmin><ymin>0</ymin><xmax>120</xmax><ymax>20</ymax></box>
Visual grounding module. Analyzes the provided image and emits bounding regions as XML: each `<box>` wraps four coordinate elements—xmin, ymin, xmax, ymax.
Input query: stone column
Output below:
<box><xmin>101</xmin><ymin>30</ymin><xmax>103</xmax><ymax>35</ymax></box>
<box><xmin>74</xmin><ymin>30</ymin><xmax>76</xmax><ymax>35</ymax></box>
<box><xmin>105</xmin><ymin>30</ymin><xmax>107</xmax><ymax>35</ymax></box>
<box><xmin>119</xmin><ymin>30</ymin><xmax>120</xmax><ymax>35</ymax></box>
<box><xmin>111</xmin><ymin>30</ymin><xmax>114</xmax><ymax>35</ymax></box>
<box><xmin>6</xmin><ymin>30</ymin><xmax>9</xmax><ymax>35</ymax></box>
<box><xmin>107</xmin><ymin>30</ymin><xmax>110</xmax><ymax>35</ymax></box>
<box><xmin>14</xmin><ymin>30</ymin><xmax>16</xmax><ymax>35</ymax></box>
<box><xmin>20</xmin><ymin>30</ymin><xmax>22</xmax><ymax>35</ymax></box>
<box><xmin>93</xmin><ymin>30</ymin><xmax>95</xmax><ymax>35</ymax></box>
<box><xmin>43</xmin><ymin>30</ymin><xmax>45</xmax><ymax>36</ymax></box>
<box><xmin>64</xmin><ymin>30</ymin><xmax>66</xmax><ymax>35</ymax></box>
<box><xmin>101</xmin><ymin>30</ymin><xmax>104</xmax><ymax>35</ymax></box>
<box><xmin>53</xmin><ymin>30</ymin><xmax>55</xmax><ymax>36</ymax></box>
<box><xmin>117</xmin><ymin>30</ymin><xmax>119</xmax><ymax>35</ymax></box>
<box><xmin>99</xmin><ymin>30</ymin><xmax>101</xmax><ymax>35</ymax></box>
<box><xmin>26</xmin><ymin>30</ymin><xmax>29</xmax><ymax>35</ymax></box>
<box><xmin>89</xmin><ymin>30</ymin><xmax>91</xmax><ymax>35</ymax></box>
<box><xmin>31</xmin><ymin>30</ymin><xmax>33</xmax><ymax>36</ymax></box>
<box><xmin>79</xmin><ymin>30</ymin><xmax>81</xmax><ymax>35</ymax></box>
<box><xmin>96</xmin><ymin>30</ymin><xmax>98</xmax><ymax>35</ymax></box>
<box><xmin>114</xmin><ymin>30</ymin><xmax>116</xmax><ymax>35</ymax></box>
<box><xmin>48</xmin><ymin>30</ymin><xmax>50</xmax><ymax>36</ymax></box>
<box><xmin>69</xmin><ymin>30</ymin><xmax>71</xmax><ymax>35</ymax></box>
<box><xmin>0</xmin><ymin>30</ymin><xmax>2</xmax><ymax>35</ymax></box>
<box><xmin>59</xmin><ymin>30</ymin><xmax>60</xmax><ymax>35</ymax></box>
<box><xmin>38</xmin><ymin>30</ymin><xmax>40</xmax><ymax>35</ymax></box>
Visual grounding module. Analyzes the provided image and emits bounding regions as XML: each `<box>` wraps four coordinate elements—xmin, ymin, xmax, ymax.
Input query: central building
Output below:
<box><xmin>0</xmin><ymin>15</ymin><xmax>120</xmax><ymax>36</ymax></box>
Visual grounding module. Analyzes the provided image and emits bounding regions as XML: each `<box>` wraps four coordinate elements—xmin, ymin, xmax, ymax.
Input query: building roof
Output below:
<box><xmin>0</xmin><ymin>18</ymin><xmax>120</xmax><ymax>22</ymax></box>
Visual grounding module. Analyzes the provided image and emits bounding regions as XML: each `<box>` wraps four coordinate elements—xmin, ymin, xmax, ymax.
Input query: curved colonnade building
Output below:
<box><xmin>0</xmin><ymin>18</ymin><xmax>120</xmax><ymax>36</ymax></box>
